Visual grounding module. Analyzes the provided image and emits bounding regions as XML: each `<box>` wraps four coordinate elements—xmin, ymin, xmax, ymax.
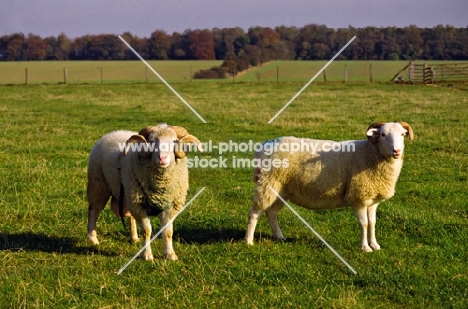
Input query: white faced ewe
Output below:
<box><xmin>87</xmin><ymin>124</ymin><xmax>202</xmax><ymax>260</ymax></box>
<box><xmin>245</xmin><ymin>121</ymin><xmax>414</xmax><ymax>252</ymax></box>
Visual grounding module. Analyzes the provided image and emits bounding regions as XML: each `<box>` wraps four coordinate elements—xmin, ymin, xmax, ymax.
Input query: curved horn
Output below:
<box><xmin>366</xmin><ymin>122</ymin><xmax>385</xmax><ymax>132</ymax></box>
<box><xmin>174</xmin><ymin>134</ymin><xmax>203</xmax><ymax>159</ymax></box>
<box><xmin>138</xmin><ymin>126</ymin><xmax>160</xmax><ymax>140</ymax></box>
<box><xmin>366</xmin><ymin>122</ymin><xmax>385</xmax><ymax>144</ymax></box>
<box><xmin>170</xmin><ymin>126</ymin><xmax>189</xmax><ymax>139</ymax></box>
<box><xmin>398</xmin><ymin>121</ymin><xmax>414</xmax><ymax>140</ymax></box>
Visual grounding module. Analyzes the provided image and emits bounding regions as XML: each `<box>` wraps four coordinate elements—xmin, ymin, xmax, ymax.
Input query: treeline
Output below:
<box><xmin>1</xmin><ymin>24</ymin><xmax>467</xmax><ymax>63</ymax></box>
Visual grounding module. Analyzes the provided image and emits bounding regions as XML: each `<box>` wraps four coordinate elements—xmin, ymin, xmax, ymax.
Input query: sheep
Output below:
<box><xmin>245</xmin><ymin>121</ymin><xmax>414</xmax><ymax>252</ymax></box>
<box><xmin>87</xmin><ymin>124</ymin><xmax>202</xmax><ymax>260</ymax></box>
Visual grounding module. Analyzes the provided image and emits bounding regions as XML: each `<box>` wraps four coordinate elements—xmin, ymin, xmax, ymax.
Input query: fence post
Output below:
<box><xmin>423</xmin><ymin>63</ymin><xmax>434</xmax><ymax>85</ymax></box>
<box><xmin>369</xmin><ymin>63</ymin><xmax>373</xmax><ymax>82</ymax></box>
<box><xmin>63</xmin><ymin>67</ymin><xmax>67</xmax><ymax>84</ymax></box>
<box><xmin>232</xmin><ymin>64</ymin><xmax>236</xmax><ymax>84</ymax></box>
<box><xmin>25</xmin><ymin>68</ymin><xmax>29</xmax><ymax>85</ymax></box>
<box><xmin>145</xmin><ymin>67</ymin><xmax>148</xmax><ymax>84</ymax></box>
<box><xmin>277</xmin><ymin>65</ymin><xmax>279</xmax><ymax>84</ymax></box>
<box><xmin>344</xmin><ymin>65</ymin><xmax>348</xmax><ymax>83</ymax></box>
<box><xmin>323</xmin><ymin>69</ymin><xmax>327</xmax><ymax>82</ymax></box>
<box><xmin>409</xmin><ymin>61</ymin><xmax>414</xmax><ymax>83</ymax></box>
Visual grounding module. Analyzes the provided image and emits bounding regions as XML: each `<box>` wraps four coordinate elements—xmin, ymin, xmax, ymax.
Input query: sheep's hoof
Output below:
<box><xmin>141</xmin><ymin>252</ymin><xmax>154</xmax><ymax>261</ymax></box>
<box><xmin>129</xmin><ymin>237</ymin><xmax>140</xmax><ymax>244</ymax></box>
<box><xmin>361</xmin><ymin>245</ymin><xmax>373</xmax><ymax>252</ymax></box>
<box><xmin>245</xmin><ymin>237</ymin><xmax>254</xmax><ymax>245</ymax></box>
<box><xmin>275</xmin><ymin>236</ymin><xmax>287</xmax><ymax>242</ymax></box>
<box><xmin>88</xmin><ymin>235</ymin><xmax>100</xmax><ymax>245</ymax></box>
<box><xmin>164</xmin><ymin>253</ymin><xmax>178</xmax><ymax>261</ymax></box>
<box><xmin>370</xmin><ymin>243</ymin><xmax>381</xmax><ymax>250</ymax></box>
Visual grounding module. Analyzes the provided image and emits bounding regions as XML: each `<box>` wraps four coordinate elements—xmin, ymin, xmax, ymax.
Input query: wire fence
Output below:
<box><xmin>1</xmin><ymin>60</ymin><xmax>467</xmax><ymax>85</ymax></box>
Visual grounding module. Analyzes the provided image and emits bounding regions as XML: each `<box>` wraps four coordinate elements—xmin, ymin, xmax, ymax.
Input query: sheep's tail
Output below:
<box><xmin>252</xmin><ymin>150</ymin><xmax>266</xmax><ymax>183</ymax></box>
<box><xmin>252</xmin><ymin>139</ymin><xmax>275</xmax><ymax>183</ymax></box>
<box><xmin>119</xmin><ymin>183</ymin><xmax>126</xmax><ymax>230</ymax></box>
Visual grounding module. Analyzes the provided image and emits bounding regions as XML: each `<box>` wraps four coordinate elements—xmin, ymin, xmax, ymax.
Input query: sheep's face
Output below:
<box><xmin>147</xmin><ymin>130</ymin><xmax>178</xmax><ymax>169</ymax></box>
<box><xmin>366</xmin><ymin>122</ymin><xmax>414</xmax><ymax>159</ymax></box>
<box><xmin>125</xmin><ymin>124</ymin><xmax>203</xmax><ymax>168</ymax></box>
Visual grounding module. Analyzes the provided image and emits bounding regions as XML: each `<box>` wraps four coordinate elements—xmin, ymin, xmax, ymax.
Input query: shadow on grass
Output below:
<box><xmin>0</xmin><ymin>232</ymin><xmax>118</xmax><ymax>256</ymax></box>
<box><xmin>175</xmin><ymin>227</ymin><xmax>246</xmax><ymax>244</ymax></box>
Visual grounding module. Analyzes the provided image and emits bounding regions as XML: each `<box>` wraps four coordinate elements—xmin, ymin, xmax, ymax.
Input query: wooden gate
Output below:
<box><xmin>393</xmin><ymin>61</ymin><xmax>468</xmax><ymax>84</ymax></box>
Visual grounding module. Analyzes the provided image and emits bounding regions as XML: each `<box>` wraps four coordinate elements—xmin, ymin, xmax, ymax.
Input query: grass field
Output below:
<box><xmin>0</xmin><ymin>79</ymin><xmax>467</xmax><ymax>308</ymax></box>
<box><xmin>0</xmin><ymin>60</ymin><xmax>223</xmax><ymax>85</ymax></box>
<box><xmin>2</xmin><ymin>60</ymin><xmax>467</xmax><ymax>85</ymax></box>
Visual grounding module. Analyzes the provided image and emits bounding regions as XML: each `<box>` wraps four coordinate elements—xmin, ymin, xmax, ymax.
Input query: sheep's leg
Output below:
<box><xmin>139</xmin><ymin>217</ymin><xmax>154</xmax><ymax>261</ymax></box>
<box><xmin>86</xmin><ymin>185</ymin><xmax>109</xmax><ymax>245</ymax></box>
<box><xmin>110</xmin><ymin>197</ymin><xmax>139</xmax><ymax>243</ymax></box>
<box><xmin>265</xmin><ymin>199</ymin><xmax>286</xmax><ymax>241</ymax></box>
<box><xmin>87</xmin><ymin>207</ymin><xmax>101</xmax><ymax>245</ymax></box>
<box><xmin>352</xmin><ymin>206</ymin><xmax>372</xmax><ymax>252</ymax></box>
<box><xmin>367</xmin><ymin>204</ymin><xmax>380</xmax><ymax>250</ymax></box>
<box><xmin>246</xmin><ymin>206</ymin><xmax>263</xmax><ymax>245</ymax></box>
<box><xmin>247</xmin><ymin>182</ymin><xmax>284</xmax><ymax>245</ymax></box>
<box><xmin>128</xmin><ymin>216</ymin><xmax>139</xmax><ymax>243</ymax></box>
<box><xmin>160</xmin><ymin>210</ymin><xmax>178</xmax><ymax>260</ymax></box>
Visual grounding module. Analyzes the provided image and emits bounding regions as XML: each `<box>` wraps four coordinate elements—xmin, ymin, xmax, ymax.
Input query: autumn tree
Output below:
<box><xmin>275</xmin><ymin>25</ymin><xmax>298</xmax><ymax>59</ymax></box>
<box><xmin>2</xmin><ymin>33</ymin><xmax>26</xmax><ymax>60</ymax></box>
<box><xmin>92</xmin><ymin>35</ymin><xmax>126</xmax><ymax>60</ymax></box>
<box><xmin>169</xmin><ymin>31</ymin><xmax>189</xmax><ymax>59</ymax></box>
<box><xmin>70</xmin><ymin>35</ymin><xmax>92</xmax><ymax>59</ymax></box>
<box><xmin>118</xmin><ymin>32</ymin><xmax>148</xmax><ymax>59</ymax></box>
<box><xmin>44</xmin><ymin>33</ymin><xmax>71</xmax><ymax>60</ymax></box>
<box><xmin>148</xmin><ymin>30</ymin><xmax>171</xmax><ymax>60</ymax></box>
<box><xmin>189</xmin><ymin>29</ymin><xmax>215</xmax><ymax>60</ymax></box>
<box><xmin>1</xmin><ymin>25</ymin><xmax>468</xmax><ymax>61</ymax></box>
<box><xmin>213</xmin><ymin>27</ymin><xmax>247</xmax><ymax>59</ymax></box>
<box><xmin>24</xmin><ymin>34</ymin><xmax>46</xmax><ymax>60</ymax></box>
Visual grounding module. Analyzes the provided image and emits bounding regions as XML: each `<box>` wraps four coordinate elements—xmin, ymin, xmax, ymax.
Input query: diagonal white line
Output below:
<box><xmin>117</xmin><ymin>187</ymin><xmax>206</xmax><ymax>275</ymax></box>
<box><xmin>268</xmin><ymin>36</ymin><xmax>356</xmax><ymax>123</ymax></box>
<box><xmin>268</xmin><ymin>187</ymin><xmax>357</xmax><ymax>275</ymax></box>
<box><xmin>118</xmin><ymin>35</ymin><xmax>207</xmax><ymax>124</ymax></box>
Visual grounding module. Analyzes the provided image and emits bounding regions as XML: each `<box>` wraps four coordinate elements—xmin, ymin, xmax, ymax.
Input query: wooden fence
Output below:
<box><xmin>393</xmin><ymin>61</ymin><xmax>468</xmax><ymax>84</ymax></box>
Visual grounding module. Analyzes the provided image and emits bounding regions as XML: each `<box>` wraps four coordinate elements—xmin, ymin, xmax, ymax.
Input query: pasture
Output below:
<box><xmin>0</xmin><ymin>71</ymin><xmax>467</xmax><ymax>307</ymax></box>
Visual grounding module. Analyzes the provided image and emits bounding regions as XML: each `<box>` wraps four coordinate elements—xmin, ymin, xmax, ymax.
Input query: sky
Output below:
<box><xmin>1</xmin><ymin>0</ymin><xmax>467</xmax><ymax>38</ymax></box>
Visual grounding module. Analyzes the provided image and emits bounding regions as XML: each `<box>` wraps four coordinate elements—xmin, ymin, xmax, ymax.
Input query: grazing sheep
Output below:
<box><xmin>87</xmin><ymin>124</ymin><xmax>202</xmax><ymax>260</ymax></box>
<box><xmin>245</xmin><ymin>122</ymin><xmax>414</xmax><ymax>252</ymax></box>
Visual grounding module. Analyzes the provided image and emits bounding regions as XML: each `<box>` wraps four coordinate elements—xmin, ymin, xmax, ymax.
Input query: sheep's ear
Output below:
<box><xmin>124</xmin><ymin>134</ymin><xmax>151</xmax><ymax>158</ymax></box>
<box><xmin>174</xmin><ymin>135</ymin><xmax>204</xmax><ymax>159</ymax></box>
<box><xmin>398</xmin><ymin>121</ymin><xmax>414</xmax><ymax>140</ymax></box>
<box><xmin>366</xmin><ymin>122</ymin><xmax>385</xmax><ymax>144</ymax></box>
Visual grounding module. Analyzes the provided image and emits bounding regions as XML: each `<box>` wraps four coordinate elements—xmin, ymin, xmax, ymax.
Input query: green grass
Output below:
<box><xmin>0</xmin><ymin>81</ymin><xmax>467</xmax><ymax>308</ymax></box>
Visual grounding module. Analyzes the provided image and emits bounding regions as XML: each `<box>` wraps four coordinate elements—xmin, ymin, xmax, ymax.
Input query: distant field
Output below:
<box><xmin>236</xmin><ymin>60</ymin><xmax>468</xmax><ymax>83</ymax></box>
<box><xmin>0</xmin><ymin>82</ymin><xmax>467</xmax><ymax>308</ymax></box>
<box><xmin>1</xmin><ymin>60</ymin><xmax>467</xmax><ymax>85</ymax></box>
<box><xmin>0</xmin><ymin>60</ymin><xmax>223</xmax><ymax>85</ymax></box>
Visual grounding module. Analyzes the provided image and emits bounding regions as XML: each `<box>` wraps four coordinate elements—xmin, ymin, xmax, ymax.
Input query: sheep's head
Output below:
<box><xmin>366</xmin><ymin>121</ymin><xmax>414</xmax><ymax>159</ymax></box>
<box><xmin>124</xmin><ymin>124</ymin><xmax>203</xmax><ymax>168</ymax></box>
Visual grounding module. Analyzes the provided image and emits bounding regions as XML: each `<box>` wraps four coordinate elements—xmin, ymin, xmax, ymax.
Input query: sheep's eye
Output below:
<box><xmin>381</xmin><ymin>133</ymin><xmax>386</xmax><ymax>137</ymax></box>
